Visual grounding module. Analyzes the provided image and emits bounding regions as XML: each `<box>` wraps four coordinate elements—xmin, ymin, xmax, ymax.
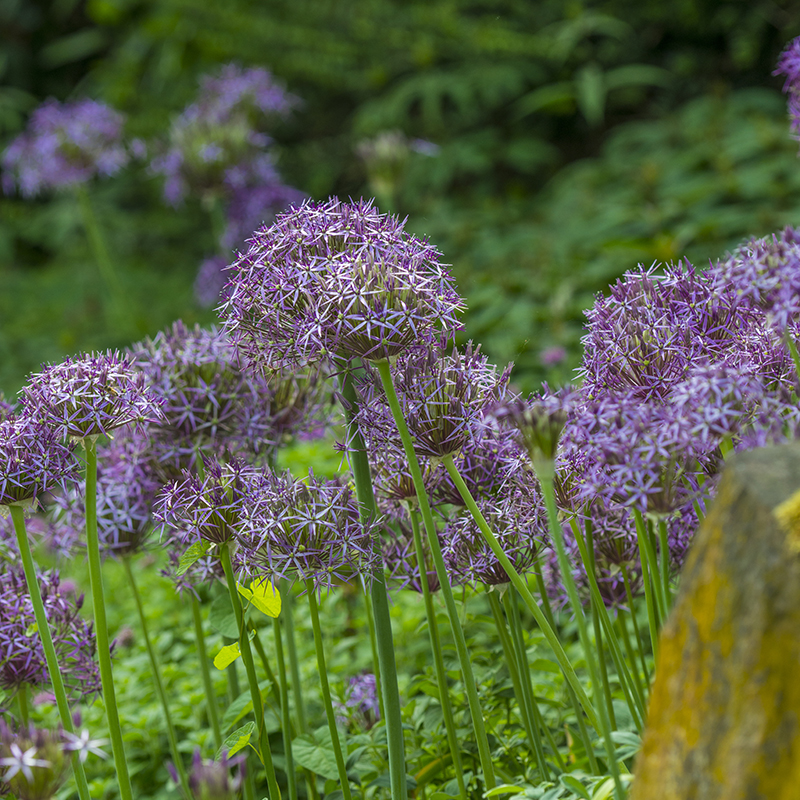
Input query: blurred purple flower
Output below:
<box><xmin>221</xmin><ymin>197</ymin><xmax>465</xmax><ymax>370</ymax></box>
<box><xmin>382</xmin><ymin>526</ymin><xmax>440</xmax><ymax>594</ymax></box>
<box><xmin>0</xmin><ymin>720</ymin><xmax>73</xmax><ymax>799</ymax></box>
<box><xmin>336</xmin><ymin>672</ymin><xmax>380</xmax><ymax>729</ymax></box>
<box><xmin>540</xmin><ymin>346</ymin><xmax>567</xmax><ymax>367</ymax></box>
<box><xmin>21</xmin><ymin>352</ymin><xmax>163</xmax><ymax>441</ymax></box>
<box><xmin>775</xmin><ymin>37</ymin><xmax>800</xmax><ymax>142</ymax></box>
<box><xmin>2</xmin><ymin>99</ymin><xmax>128</xmax><ymax>197</ymax></box>
<box><xmin>169</xmin><ymin>748</ymin><xmax>244</xmax><ymax>800</ymax></box>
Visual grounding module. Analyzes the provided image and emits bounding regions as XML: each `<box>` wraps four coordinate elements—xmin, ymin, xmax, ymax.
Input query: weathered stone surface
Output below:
<box><xmin>631</xmin><ymin>442</ymin><xmax>800</xmax><ymax>800</ymax></box>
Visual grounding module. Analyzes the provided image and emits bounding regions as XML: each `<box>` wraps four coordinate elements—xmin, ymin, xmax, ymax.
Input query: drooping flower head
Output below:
<box><xmin>382</xmin><ymin>526</ymin><xmax>440</xmax><ymax>594</ymax></box>
<box><xmin>0</xmin><ymin>567</ymin><xmax>101</xmax><ymax>699</ymax></box>
<box><xmin>775</xmin><ymin>37</ymin><xmax>800</xmax><ymax>143</ymax></box>
<box><xmin>235</xmin><ymin>470</ymin><xmax>381</xmax><ymax>595</ymax></box>
<box><xmin>221</xmin><ymin>197</ymin><xmax>465</xmax><ymax>371</ymax></box>
<box><xmin>21</xmin><ymin>352</ymin><xmax>163</xmax><ymax>442</ymax></box>
<box><xmin>2</xmin><ymin>99</ymin><xmax>128</xmax><ymax>197</ymax></box>
<box><xmin>0</xmin><ymin>416</ymin><xmax>78</xmax><ymax>510</ymax></box>
<box><xmin>169</xmin><ymin>748</ymin><xmax>245</xmax><ymax>800</ymax></box>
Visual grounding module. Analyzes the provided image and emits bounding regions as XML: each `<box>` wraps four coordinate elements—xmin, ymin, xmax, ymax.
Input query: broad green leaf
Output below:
<box><xmin>559</xmin><ymin>775</ymin><xmax>591</xmax><ymax>800</ymax></box>
<box><xmin>176</xmin><ymin>540</ymin><xmax>212</xmax><ymax>576</ymax></box>
<box><xmin>484</xmin><ymin>784</ymin><xmax>524</xmax><ymax>797</ymax></box>
<box><xmin>215</xmin><ymin>722</ymin><xmax>255</xmax><ymax>760</ymax></box>
<box><xmin>209</xmin><ymin>593</ymin><xmax>240</xmax><ymax>638</ymax></box>
<box><xmin>237</xmin><ymin>577</ymin><xmax>281</xmax><ymax>617</ymax></box>
<box><xmin>214</xmin><ymin>642</ymin><xmax>241</xmax><ymax>670</ymax></box>
<box><xmin>292</xmin><ymin>733</ymin><xmax>340</xmax><ymax>780</ymax></box>
<box><xmin>590</xmin><ymin>779</ymin><xmax>616</xmax><ymax>800</ymax></box>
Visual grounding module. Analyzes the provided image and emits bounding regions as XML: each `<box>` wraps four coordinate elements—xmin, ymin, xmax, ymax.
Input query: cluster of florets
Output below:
<box><xmin>21</xmin><ymin>352</ymin><xmax>163</xmax><ymax>441</ymax></box>
<box><xmin>235</xmin><ymin>470</ymin><xmax>381</xmax><ymax>594</ymax></box>
<box><xmin>169</xmin><ymin>748</ymin><xmax>245</xmax><ymax>800</ymax></box>
<box><xmin>0</xmin><ymin>417</ymin><xmax>78</xmax><ymax>509</ymax></box>
<box><xmin>2</xmin><ymin>99</ymin><xmax>129</xmax><ymax>197</ymax></box>
<box><xmin>0</xmin><ymin>567</ymin><xmax>101</xmax><ymax>698</ymax></box>
<box><xmin>336</xmin><ymin>672</ymin><xmax>381</xmax><ymax>730</ymax></box>
<box><xmin>382</xmin><ymin>527</ymin><xmax>440</xmax><ymax>594</ymax></box>
<box><xmin>775</xmin><ymin>37</ymin><xmax>800</xmax><ymax>143</ymax></box>
<box><xmin>221</xmin><ymin>198</ymin><xmax>465</xmax><ymax>370</ymax></box>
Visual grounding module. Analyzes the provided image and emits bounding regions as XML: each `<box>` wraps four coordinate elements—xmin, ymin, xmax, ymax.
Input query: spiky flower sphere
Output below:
<box><xmin>21</xmin><ymin>352</ymin><xmax>163</xmax><ymax>442</ymax></box>
<box><xmin>0</xmin><ymin>417</ymin><xmax>78</xmax><ymax>510</ymax></box>
<box><xmin>0</xmin><ymin>567</ymin><xmax>101</xmax><ymax>699</ymax></box>
<box><xmin>0</xmin><ymin>721</ymin><xmax>71</xmax><ymax>800</ymax></box>
<box><xmin>235</xmin><ymin>470</ymin><xmax>381</xmax><ymax>594</ymax></box>
<box><xmin>2</xmin><ymin>99</ymin><xmax>128</xmax><ymax>198</ymax></box>
<box><xmin>169</xmin><ymin>749</ymin><xmax>245</xmax><ymax>800</ymax></box>
<box><xmin>337</xmin><ymin>672</ymin><xmax>381</xmax><ymax>730</ymax></box>
<box><xmin>382</xmin><ymin>527</ymin><xmax>440</xmax><ymax>594</ymax></box>
<box><xmin>221</xmin><ymin>197</ymin><xmax>465</xmax><ymax>370</ymax></box>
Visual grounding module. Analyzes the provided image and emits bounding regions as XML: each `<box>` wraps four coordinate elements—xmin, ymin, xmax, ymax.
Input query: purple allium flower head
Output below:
<box><xmin>0</xmin><ymin>416</ymin><xmax>78</xmax><ymax>510</ymax></box>
<box><xmin>169</xmin><ymin>748</ymin><xmax>245</xmax><ymax>800</ymax></box>
<box><xmin>775</xmin><ymin>37</ymin><xmax>800</xmax><ymax>143</ymax></box>
<box><xmin>355</xmin><ymin>343</ymin><xmax>511</xmax><ymax>461</ymax></box>
<box><xmin>61</xmin><ymin>729</ymin><xmax>108</xmax><ymax>764</ymax></box>
<box><xmin>382</xmin><ymin>526</ymin><xmax>441</xmax><ymax>594</ymax></box>
<box><xmin>442</xmin><ymin>483</ymin><xmax>545</xmax><ymax>587</ymax></box>
<box><xmin>235</xmin><ymin>470</ymin><xmax>381</xmax><ymax>595</ymax></box>
<box><xmin>221</xmin><ymin>197</ymin><xmax>465</xmax><ymax>370</ymax></box>
<box><xmin>0</xmin><ymin>721</ymin><xmax>70</xmax><ymax>799</ymax></box>
<box><xmin>52</xmin><ymin>430</ymin><xmax>162</xmax><ymax>558</ymax></box>
<box><xmin>0</xmin><ymin>567</ymin><xmax>101</xmax><ymax>699</ymax></box>
<box><xmin>0</xmin><ymin>396</ymin><xmax>15</xmax><ymax>422</ymax></box>
<box><xmin>707</xmin><ymin>227</ymin><xmax>800</xmax><ymax>333</ymax></box>
<box><xmin>195</xmin><ymin>256</ymin><xmax>232</xmax><ymax>309</ymax></box>
<box><xmin>156</xmin><ymin>458</ymin><xmax>255</xmax><ymax>547</ymax></box>
<box><xmin>540</xmin><ymin>346</ymin><xmax>567</xmax><ymax>367</ymax></box>
<box><xmin>2</xmin><ymin>99</ymin><xmax>128</xmax><ymax>197</ymax></box>
<box><xmin>21</xmin><ymin>352</ymin><xmax>163</xmax><ymax>442</ymax></box>
<box><xmin>337</xmin><ymin>672</ymin><xmax>380</xmax><ymax>729</ymax></box>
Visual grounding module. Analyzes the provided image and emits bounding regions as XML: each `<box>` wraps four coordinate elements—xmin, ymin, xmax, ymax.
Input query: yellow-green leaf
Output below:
<box><xmin>237</xmin><ymin>577</ymin><xmax>281</xmax><ymax>617</ymax></box>
<box><xmin>214</xmin><ymin>642</ymin><xmax>241</xmax><ymax>670</ymax></box>
<box><xmin>215</xmin><ymin>722</ymin><xmax>255</xmax><ymax>760</ymax></box>
<box><xmin>176</xmin><ymin>540</ymin><xmax>212</xmax><ymax>576</ymax></box>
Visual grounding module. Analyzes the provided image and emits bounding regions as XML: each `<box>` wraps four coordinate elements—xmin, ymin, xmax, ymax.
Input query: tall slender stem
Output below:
<box><xmin>632</xmin><ymin>509</ymin><xmax>661</xmax><ymax>662</ymax></box>
<box><xmin>220</xmin><ymin>542</ymin><xmax>280</xmax><ymax>800</ymax></box>
<box><xmin>374</xmin><ymin>361</ymin><xmax>497</xmax><ymax>789</ymax></box>
<box><xmin>17</xmin><ymin>685</ymin><xmax>29</xmax><ymax>726</ymax></box>
<box><xmin>437</xmin><ymin>450</ymin><xmax>599</xmax><ymax>731</ymax></box>
<box><xmin>283</xmin><ymin>589</ymin><xmax>307</xmax><ymax>732</ymax></box>
<box><xmin>9</xmin><ymin>506</ymin><xmax>91</xmax><ymax>800</ymax></box>
<box><xmin>622</xmin><ymin>567</ymin><xmax>651</xmax><ymax>684</ymax></box>
<box><xmin>410</xmin><ymin>510</ymin><xmax>467</xmax><ymax>798</ymax></box>
<box><xmin>342</xmin><ymin>369</ymin><xmax>408</xmax><ymax>800</ymax></box>
<box><xmin>656</xmin><ymin>517</ymin><xmax>672</xmax><ymax>611</ymax></box>
<box><xmin>305</xmin><ymin>580</ymin><xmax>353</xmax><ymax>800</ymax></box>
<box><xmin>123</xmin><ymin>557</ymin><xmax>193</xmax><ymax>798</ymax></box>
<box><xmin>273</xmin><ymin>615</ymin><xmax>298</xmax><ymax>800</ymax></box>
<box><xmin>191</xmin><ymin>596</ymin><xmax>223</xmax><ymax>749</ymax></box>
<box><xmin>362</xmin><ymin>588</ymin><xmax>384</xmax><ymax>720</ymax></box>
<box><xmin>83</xmin><ymin>439</ymin><xmax>134</xmax><ymax>800</ymax></box>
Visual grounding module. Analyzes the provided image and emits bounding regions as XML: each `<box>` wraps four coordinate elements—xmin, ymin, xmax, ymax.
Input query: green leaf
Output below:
<box><xmin>484</xmin><ymin>785</ymin><xmax>524</xmax><ymax>797</ymax></box>
<box><xmin>215</xmin><ymin>722</ymin><xmax>255</xmax><ymax>760</ymax></box>
<box><xmin>209</xmin><ymin>593</ymin><xmax>240</xmax><ymax>637</ymax></box>
<box><xmin>292</xmin><ymin>733</ymin><xmax>340</xmax><ymax>780</ymax></box>
<box><xmin>213</xmin><ymin>642</ymin><xmax>241</xmax><ymax>669</ymax></box>
<box><xmin>176</xmin><ymin>540</ymin><xmax>212</xmax><ymax>576</ymax></box>
<box><xmin>590</xmin><ymin>779</ymin><xmax>616</xmax><ymax>800</ymax></box>
<box><xmin>25</xmin><ymin>622</ymin><xmax>38</xmax><ymax>636</ymax></box>
<box><xmin>559</xmin><ymin>775</ymin><xmax>591</xmax><ymax>800</ymax></box>
<box><xmin>237</xmin><ymin>577</ymin><xmax>281</xmax><ymax>617</ymax></box>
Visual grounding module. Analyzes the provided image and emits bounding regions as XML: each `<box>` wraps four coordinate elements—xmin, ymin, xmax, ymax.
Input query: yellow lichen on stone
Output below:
<box><xmin>773</xmin><ymin>487</ymin><xmax>800</xmax><ymax>554</ymax></box>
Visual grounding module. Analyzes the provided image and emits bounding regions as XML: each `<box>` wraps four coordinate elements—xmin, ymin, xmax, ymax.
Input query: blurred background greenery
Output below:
<box><xmin>2</xmin><ymin>0</ymin><xmax>800</xmax><ymax>393</ymax></box>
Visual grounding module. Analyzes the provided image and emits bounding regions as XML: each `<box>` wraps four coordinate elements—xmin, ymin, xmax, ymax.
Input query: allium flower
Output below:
<box><xmin>0</xmin><ymin>416</ymin><xmax>78</xmax><ymax>509</ymax></box>
<box><xmin>0</xmin><ymin>568</ymin><xmax>101</xmax><ymax>699</ymax></box>
<box><xmin>21</xmin><ymin>352</ymin><xmax>163</xmax><ymax>441</ymax></box>
<box><xmin>156</xmin><ymin>458</ymin><xmax>255</xmax><ymax>547</ymax></box>
<box><xmin>0</xmin><ymin>396</ymin><xmax>15</xmax><ymax>421</ymax></box>
<box><xmin>51</xmin><ymin>430</ymin><xmax>162</xmax><ymax>557</ymax></box>
<box><xmin>61</xmin><ymin>729</ymin><xmax>109</xmax><ymax>764</ymax></box>
<box><xmin>195</xmin><ymin>255</ymin><xmax>231</xmax><ymax>309</ymax></box>
<box><xmin>169</xmin><ymin>748</ymin><xmax>245</xmax><ymax>800</ymax></box>
<box><xmin>235</xmin><ymin>470</ymin><xmax>381</xmax><ymax>594</ymax></box>
<box><xmin>540</xmin><ymin>346</ymin><xmax>567</xmax><ymax>367</ymax></box>
<box><xmin>0</xmin><ymin>721</ymin><xmax>70</xmax><ymax>800</ymax></box>
<box><xmin>336</xmin><ymin>673</ymin><xmax>380</xmax><ymax>729</ymax></box>
<box><xmin>221</xmin><ymin>197</ymin><xmax>465</xmax><ymax>370</ymax></box>
<box><xmin>2</xmin><ymin>99</ymin><xmax>128</xmax><ymax>197</ymax></box>
<box><xmin>382</xmin><ymin>527</ymin><xmax>440</xmax><ymax>594</ymax></box>
<box><xmin>775</xmin><ymin>37</ymin><xmax>800</xmax><ymax>142</ymax></box>
<box><xmin>443</xmin><ymin>484</ymin><xmax>544</xmax><ymax>588</ymax></box>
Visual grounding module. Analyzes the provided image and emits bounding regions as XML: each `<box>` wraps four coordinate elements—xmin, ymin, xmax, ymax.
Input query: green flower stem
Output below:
<box><xmin>74</xmin><ymin>185</ymin><xmax>130</xmax><ymax>331</ymax></box>
<box><xmin>505</xmin><ymin>589</ymin><xmax>571</xmax><ymax>774</ymax></box>
<box><xmin>487</xmin><ymin>590</ymin><xmax>548</xmax><ymax>780</ymax></box>
<box><xmin>191</xmin><ymin>596</ymin><xmax>223</xmax><ymax>749</ymax></box>
<box><xmin>535</xmin><ymin>472</ymin><xmax>625</xmax><ymax>800</ymax></box>
<box><xmin>656</xmin><ymin>517</ymin><xmax>673</xmax><ymax>611</ymax></box>
<box><xmin>83</xmin><ymin>439</ymin><xmax>134</xmax><ymax>800</ymax></box>
<box><xmin>304</xmin><ymin>579</ymin><xmax>353</xmax><ymax>800</ymax></box>
<box><xmin>342</xmin><ymin>369</ymin><xmax>408</xmax><ymax>800</ymax></box>
<box><xmin>362</xmin><ymin>588</ymin><xmax>385</xmax><ymax>721</ymax></box>
<box><xmin>592</xmin><ymin>607</ymin><xmax>616</xmax><ymax>729</ymax></box>
<box><xmin>437</xmin><ymin>451</ymin><xmax>599</xmax><ymax>732</ymax></box>
<box><xmin>251</xmin><ymin>629</ymin><xmax>282</xmax><ymax>713</ymax></box>
<box><xmin>123</xmin><ymin>557</ymin><xmax>192</xmax><ymax>799</ymax></box>
<box><xmin>785</xmin><ymin>332</ymin><xmax>800</xmax><ymax>384</ymax></box>
<box><xmin>220</xmin><ymin>640</ymin><xmax>256</xmax><ymax>800</ymax></box>
<box><xmin>616</xmin><ymin>613</ymin><xmax>648</xmax><ymax>713</ymax></box>
<box><xmin>273</xmin><ymin>615</ymin><xmax>298</xmax><ymax>800</ymax></box>
<box><xmin>621</xmin><ymin>567</ymin><xmax>651</xmax><ymax>684</ymax></box>
<box><xmin>283</xmin><ymin>589</ymin><xmax>307</xmax><ymax>731</ymax></box>
<box><xmin>410</xmin><ymin>510</ymin><xmax>467</xmax><ymax>799</ymax></box>
<box><xmin>219</xmin><ymin>543</ymin><xmax>280</xmax><ymax>800</ymax></box>
<box><xmin>631</xmin><ymin>510</ymin><xmax>662</xmax><ymax>662</ymax></box>
<box><xmin>633</xmin><ymin>509</ymin><xmax>666</xmax><ymax>623</ymax></box>
<box><xmin>9</xmin><ymin>506</ymin><xmax>92</xmax><ymax>800</ymax></box>
<box><xmin>374</xmin><ymin>360</ymin><xmax>496</xmax><ymax>790</ymax></box>
<box><xmin>568</xmin><ymin>520</ymin><xmax>645</xmax><ymax>730</ymax></box>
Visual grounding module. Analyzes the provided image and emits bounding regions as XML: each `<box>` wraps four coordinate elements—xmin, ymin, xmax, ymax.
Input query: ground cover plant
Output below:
<box><xmin>3</xmin><ymin>27</ymin><xmax>800</xmax><ymax>800</ymax></box>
